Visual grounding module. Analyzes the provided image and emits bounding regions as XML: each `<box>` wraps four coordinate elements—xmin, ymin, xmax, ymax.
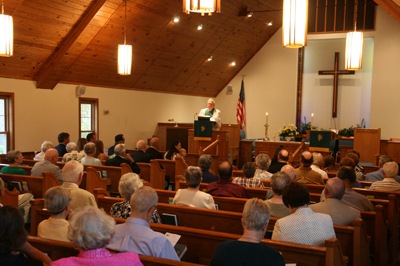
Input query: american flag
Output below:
<box><xmin>237</xmin><ymin>80</ymin><xmax>246</xmax><ymax>129</ymax></box>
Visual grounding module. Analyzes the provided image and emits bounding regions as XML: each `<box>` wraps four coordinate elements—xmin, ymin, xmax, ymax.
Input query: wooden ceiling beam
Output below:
<box><xmin>374</xmin><ymin>0</ymin><xmax>400</xmax><ymax>23</ymax></box>
<box><xmin>35</xmin><ymin>0</ymin><xmax>110</xmax><ymax>89</ymax></box>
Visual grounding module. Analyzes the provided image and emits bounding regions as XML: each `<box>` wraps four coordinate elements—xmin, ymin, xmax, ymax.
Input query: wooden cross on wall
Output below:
<box><xmin>318</xmin><ymin>52</ymin><xmax>355</xmax><ymax>118</ymax></box>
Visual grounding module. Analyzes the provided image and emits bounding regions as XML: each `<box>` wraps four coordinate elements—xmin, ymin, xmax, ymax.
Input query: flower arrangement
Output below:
<box><xmin>338</xmin><ymin>118</ymin><xmax>366</xmax><ymax>137</ymax></box>
<box><xmin>279</xmin><ymin>124</ymin><xmax>298</xmax><ymax>137</ymax></box>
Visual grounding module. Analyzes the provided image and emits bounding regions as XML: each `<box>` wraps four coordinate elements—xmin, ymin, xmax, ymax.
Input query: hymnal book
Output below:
<box><xmin>161</xmin><ymin>213</ymin><xmax>178</xmax><ymax>226</ymax></box>
<box><xmin>21</xmin><ymin>181</ymin><xmax>29</xmax><ymax>192</ymax></box>
<box><xmin>10</xmin><ymin>181</ymin><xmax>22</xmax><ymax>191</ymax></box>
<box><xmin>197</xmin><ymin>115</ymin><xmax>211</xmax><ymax>121</ymax></box>
<box><xmin>165</xmin><ymin>232</ymin><xmax>187</xmax><ymax>259</ymax></box>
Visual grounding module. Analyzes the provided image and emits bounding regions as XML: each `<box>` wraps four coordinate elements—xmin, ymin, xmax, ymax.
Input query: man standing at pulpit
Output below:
<box><xmin>199</xmin><ymin>98</ymin><xmax>221</xmax><ymax>130</ymax></box>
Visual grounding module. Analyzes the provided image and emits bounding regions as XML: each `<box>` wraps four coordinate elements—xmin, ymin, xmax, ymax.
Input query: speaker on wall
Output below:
<box><xmin>76</xmin><ymin>85</ymin><xmax>86</xmax><ymax>97</ymax></box>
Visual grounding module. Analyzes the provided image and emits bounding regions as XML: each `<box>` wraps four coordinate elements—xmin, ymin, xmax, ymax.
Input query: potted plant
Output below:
<box><xmin>279</xmin><ymin>124</ymin><xmax>298</xmax><ymax>141</ymax></box>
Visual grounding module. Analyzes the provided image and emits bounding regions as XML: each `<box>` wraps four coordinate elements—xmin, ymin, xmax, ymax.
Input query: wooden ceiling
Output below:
<box><xmin>0</xmin><ymin>0</ymin><xmax>398</xmax><ymax>97</ymax></box>
<box><xmin>0</xmin><ymin>0</ymin><xmax>283</xmax><ymax>97</ymax></box>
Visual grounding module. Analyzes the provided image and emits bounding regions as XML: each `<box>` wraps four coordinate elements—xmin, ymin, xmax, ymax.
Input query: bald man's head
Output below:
<box><xmin>300</xmin><ymin>151</ymin><xmax>313</xmax><ymax>167</ymax></box>
<box><xmin>44</xmin><ymin>148</ymin><xmax>59</xmax><ymax>164</ymax></box>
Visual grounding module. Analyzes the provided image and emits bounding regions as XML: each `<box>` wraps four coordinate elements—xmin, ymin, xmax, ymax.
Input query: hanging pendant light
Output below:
<box><xmin>0</xmin><ymin>0</ymin><xmax>13</xmax><ymax>57</ymax></box>
<box><xmin>183</xmin><ymin>0</ymin><xmax>221</xmax><ymax>16</ymax></box>
<box><xmin>345</xmin><ymin>0</ymin><xmax>363</xmax><ymax>70</ymax></box>
<box><xmin>282</xmin><ymin>0</ymin><xmax>308</xmax><ymax>48</ymax></box>
<box><xmin>118</xmin><ymin>0</ymin><xmax>132</xmax><ymax>75</ymax></box>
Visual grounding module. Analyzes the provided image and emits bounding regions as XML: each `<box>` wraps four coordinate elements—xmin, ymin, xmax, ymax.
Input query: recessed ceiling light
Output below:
<box><xmin>207</xmin><ymin>56</ymin><xmax>213</xmax><ymax>62</ymax></box>
<box><xmin>230</xmin><ymin>61</ymin><xmax>236</xmax><ymax>67</ymax></box>
<box><xmin>267</xmin><ymin>21</ymin><xmax>273</xmax><ymax>26</ymax></box>
<box><xmin>247</xmin><ymin>12</ymin><xmax>253</xmax><ymax>18</ymax></box>
<box><xmin>197</xmin><ymin>24</ymin><xmax>203</xmax><ymax>31</ymax></box>
<box><xmin>173</xmin><ymin>16</ymin><xmax>180</xmax><ymax>23</ymax></box>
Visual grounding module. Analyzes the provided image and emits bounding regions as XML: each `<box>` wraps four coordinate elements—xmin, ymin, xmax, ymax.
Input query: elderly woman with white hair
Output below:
<box><xmin>51</xmin><ymin>206</ymin><xmax>143</xmax><ymax>266</ymax></box>
<box><xmin>81</xmin><ymin>142</ymin><xmax>102</xmax><ymax>166</ymax></box>
<box><xmin>34</xmin><ymin>140</ymin><xmax>53</xmax><ymax>161</ymax></box>
<box><xmin>199</xmin><ymin>98</ymin><xmax>221</xmax><ymax>130</ymax></box>
<box><xmin>254</xmin><ymin>153</ymin><xmax>272</xmax><ymax>180</ymax></box>
<box><xmin>110</xmin><ymin>173</ymin><xmax>161</xmax><ymax>223</ymax></box>
<box><xmin>62</xmin><ymin>142</ymin><xmax>85</xmax><ymax>163</ymax></box>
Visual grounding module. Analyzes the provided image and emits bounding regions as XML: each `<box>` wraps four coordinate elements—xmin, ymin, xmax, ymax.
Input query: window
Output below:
<box><xmin>0</xmin><ymin>93</ymin><xmax>14</xmax><ymax>153</ymax></box>
<box><xmin>79</xmin><ymin>98</ymin><xmax>98</xmax><ymax>139</ymax></box>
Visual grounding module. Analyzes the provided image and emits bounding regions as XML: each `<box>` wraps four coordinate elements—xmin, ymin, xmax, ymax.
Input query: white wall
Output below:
<box><xmin>370</xmin><ymin>8</ymin><xmax>400</xmax><ymax>139</ymax></box>
<box><xmin>218</xmin><ymin>6</ymin><xmax>400</xmax><ymax>140</ymax></box>
<box><xmin>0</xmin><ymin>78</ymin><xmax>209</xmax><ymax>151</ymax></box>
<box><xmin>216</xmin><ymin>28</ymin><xmax>298</xmax><ymax>140</ymax></box>
<box><xmin>303</xmin><ymin>37</ymin><xmax>374</xmax><ymax>130</ymax></box>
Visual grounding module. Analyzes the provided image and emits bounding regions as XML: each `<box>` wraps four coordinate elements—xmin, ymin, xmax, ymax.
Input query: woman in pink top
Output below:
<box><xmin>51</xmin><ymin>206</ymin><xmax>142</xmax><ymax>266</ymax></box>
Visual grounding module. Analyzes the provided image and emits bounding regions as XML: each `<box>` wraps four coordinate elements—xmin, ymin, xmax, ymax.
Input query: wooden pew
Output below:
<box><xmin>0</xmin><ymin>187</ymin><xmax>19</xmax><ymax>207</ymax></box>
<box><xmin>31</xmin><ymin>198</ymin><xmax>357</xmax><ymax>266</ymax></box>
<box><xmin>266</xmin><ymin>217</ymin><xmax>369</xmax><ymax>266</ymax></box>
<box><xmin>360</xmin><ymin>205</ymin><xmax>388</xmax><ymax>266</ymax></box>
<box><xmin>27</xmin><ymin>236</ymin><xmax>202</xmax><ymax>266</ymax></box>
<box><xmin>0</xmin><ymin>173</ymin><xmax>59</xmax><ymax>198</ymax></box>
<box><xmin>0</xmin><ymin>163</ymin><xmax>33</xmax><ymax>175</ymax></box>
<box><xmin>147</xmin><ymin>223</ymin><xmax>348</xmax><ymax>266</ymax></box>
<box><xmin>352</xmin><ymin>189</ymin><xmax>400</xmax><ymax>265</ymax></box>
<box><xmin>155</xmin><ymin>157</ymin><xmax>187</xmax><ymax>189</ymax></box>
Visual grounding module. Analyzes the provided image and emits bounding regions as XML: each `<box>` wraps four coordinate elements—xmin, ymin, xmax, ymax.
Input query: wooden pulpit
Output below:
<box><xmin>188</xmin><ymin>129</ymin><xmax>229</xmax><ymax>162</ymax></box>
<box><xmin>354</xmin><ymin>128</ymin><xmax>381</xmax><ymax>166</ymax></box>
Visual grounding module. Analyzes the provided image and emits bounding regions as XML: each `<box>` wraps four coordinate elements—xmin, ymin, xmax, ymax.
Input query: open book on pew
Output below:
<box><xmin>165</xmin><ymin>232</ymin><xmax>187</xmax><ymax>259</ymax></box>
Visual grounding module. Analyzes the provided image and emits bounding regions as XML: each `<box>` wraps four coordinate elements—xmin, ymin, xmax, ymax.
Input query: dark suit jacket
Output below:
<box><xmin>131</xmin><ymin>150</ymin><xmax>152</xmax><ymax>163</ymax></box>
<box><xmin>105</xmin><ymin>156</ymin><xmax>140</xmax><ymax>174</ymax></box>
<box><xmin>146</xmin><ymin>147</ymin><xmax>163</xmax><ymax>160</ymax></box>
<box><xmin>202</xmin><ymin>170</ymin><xmax>219</xmax><ymax>183</ymax></box>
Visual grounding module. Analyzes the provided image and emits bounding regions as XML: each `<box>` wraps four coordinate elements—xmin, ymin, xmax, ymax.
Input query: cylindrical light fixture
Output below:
<box><xmin>117</xmin><ymin>0</ymin><xmax>132</xmax><ymax>75</ymax></box>
<box><xmin>183</xmin><ymin>0</ymin><xmax>221</xmax><ymax>16</ymax></box>
<box><xmin>0</xmin><ymin>0</ymin><xmax>13</xmax><ymax>57</ymax></box>
<box><xmin>118</xmin><ymin>44</ymin><xmax>132</xmax><ymax>75</ymax></box>
<box><xmin>345</xmin><ymin>1</ymin><xmax>363</xmax><ymax>70</ymax></box>
<box><xmin>282</xmin><ymin>0</ymin><xmax>308</xmax><ymax>48</ymax></box>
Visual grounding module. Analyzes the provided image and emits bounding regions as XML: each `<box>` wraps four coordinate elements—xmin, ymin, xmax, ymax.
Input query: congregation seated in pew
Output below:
<box><xmin>0</xmin><ymin>150</ymin><xmax>26</xmax><ymax>175</ymax></box>
<box><xmin>59</xmin><ymin>160</ymin><xmax>97</xmax><ymax>211</ymax></box>
<box><xmin>272</xmin><ymin>182</ymin><xmax>336</xmax><ymax>246</ymax></box>
<box><xmin>0</xmin><ymin>205</ymin><xmax>51</xmax><ymax>265</ymax></box>
<box><xmin>172</xmin><ymin>166</ymin><xmax>215</xmax><ymax>209</ymax></box>
<box><xmin>232</xmin><ymin>162</ymin><xmax>264</xmax><ymax>188</ymax></box>
<box><xmin>62</xmin><ymin>142</ymin><xmax>84</xmax><ymax>163</ymax></box>
<box><xmin>33</xmin><ymin>140</ymin><xmax>53</xmax><ymax>161</ymax></box>
<box><xmin>206</xmin><ymin>161</ymin><xmax>248</xmax><ymax>198</ymax></box>
<box><xmin>254</xmin><ymin>153</ymin><xmax>273</xmax><ymax>180</ymax></box>
<box><xmin>110</xmin><ymin>172</ymin><xmax>161</xmax><ymax>223</ymax></box>
<box><xmin>198</xmin><ymin>154</ymin><xmax>218</xmax><ymax>183</ymax></box>
<box><xmin>211</xmin><ymin>198</ymin><xmax>285</xmax><ymax>266</ymax></box>
<box><xmin>31</xmin><ymin>148</ymin><xmax>63</xmax><ymax>184</ymax></box>
<box><xmin>81</xmin><ymin>142</ymin><xmax>102</xmax><ymax>166</ymax></box>
<box><xmin>310</xmin><ymin>177</ymin><xmax>361</xmax><ymax>226</ymax></box>
<box><xmin>106</xmin><ymin>143</ymin><xmax>140</xmax><ymax>174</ymax></box>
<box><xmin>324</xmin><ymin>166</ymin><xmax>374</xmax><ymax>211</ymax></box>
<box><xmin>369</xmin><ymin>161</ymin><xmax>400</xmax><ymax>191</ymax></box>
<box><xmin>107</xmin><ymin>186</ymin><xmax>180</xmax><ymax>261</ymax></box>
<box><xmin>38</xmin><ymin>186</ymin><xmax>71</xmax><ymax>242</ymax></box>
<box><xmin>51</xmin><ymin>206</ymin><xmax>143</xmax><ymax>266</ymax></box>
<box><xmin>294</xmin><ymin>151</ymin><xmax>324</xmax><ymax>185</ymax></box>
<box><xmin>265</xmin><ymin>173</ymin><xmax>291</xmax><ymax>218</ymax></box>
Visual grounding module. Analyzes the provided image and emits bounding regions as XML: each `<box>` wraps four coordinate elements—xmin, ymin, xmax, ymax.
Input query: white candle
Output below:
<box><xmin>266</xmin><ymin>112</ymin><xmax>269</xmax><ymax>124</ymax></box>
<box><xmin>311</xmin><ymin>113</ymin><xmax>314</xmax><ymax>128</ymax></box>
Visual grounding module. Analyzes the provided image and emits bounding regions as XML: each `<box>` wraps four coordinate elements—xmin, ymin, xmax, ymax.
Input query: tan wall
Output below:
<box><xmin>0</xmin><ymin>78</ymin><xmax>209</xmax><ymax>151</ymax></box>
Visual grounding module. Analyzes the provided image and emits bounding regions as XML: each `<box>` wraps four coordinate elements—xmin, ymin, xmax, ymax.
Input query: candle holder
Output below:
<box><xmin>264</xmin><ymin>123</ymin><xmax>269</xmax><ymax>140</ymax></box>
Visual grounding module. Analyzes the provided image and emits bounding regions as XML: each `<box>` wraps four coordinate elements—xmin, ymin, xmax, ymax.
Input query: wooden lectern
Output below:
<box><xmin>188</xmin><ymin>129</ymin><xmax>229</xmax><ymax>162</ymax></box>
<box><xmin>354</xmin><ymin>128</ymin><xmax>381</xmax><ymax>166</ymax></box>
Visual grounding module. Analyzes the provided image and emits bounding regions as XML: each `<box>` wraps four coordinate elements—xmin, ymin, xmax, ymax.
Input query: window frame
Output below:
<box><xmin>0</xmin><ymin>92</ymin><xmax>15</xmax><ymax>153</ymax></box>
<box><xmin>79</xmin><ymin>97</ymin><xmax>99</xmax><ymax>139</ymax></box>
